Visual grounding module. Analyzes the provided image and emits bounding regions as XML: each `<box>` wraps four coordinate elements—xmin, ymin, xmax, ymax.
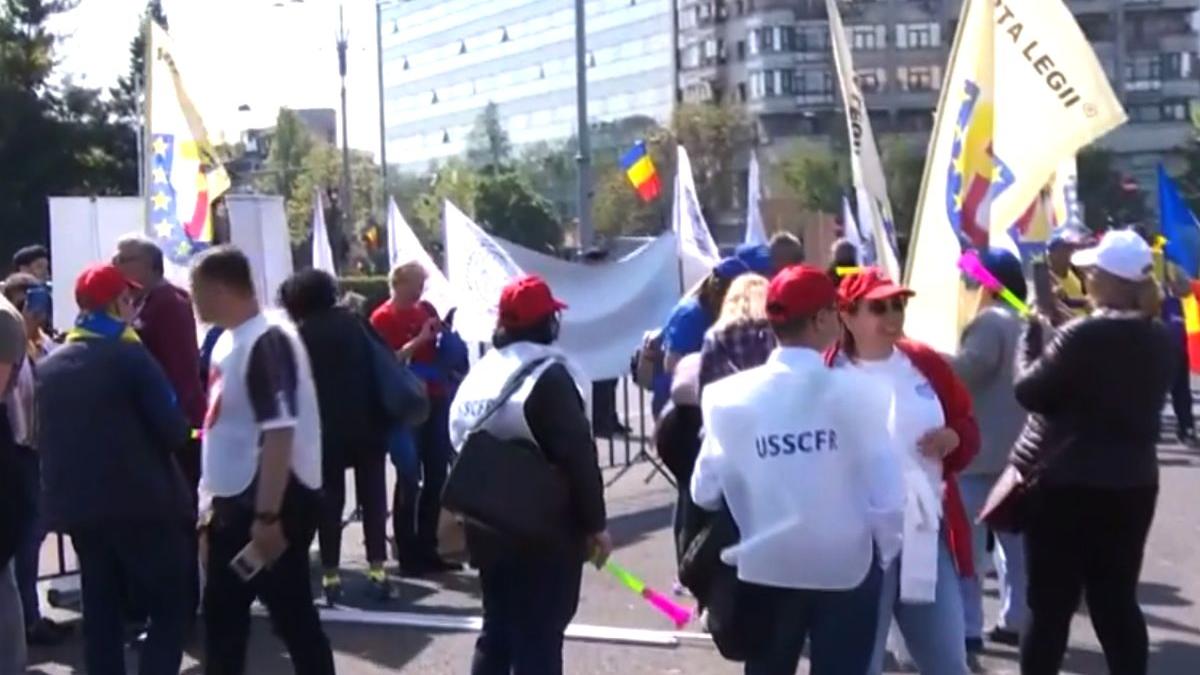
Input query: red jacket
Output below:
<box><xmin>826</xmin><ymin>339</ymin><xmax>980</xmax><ymax>578</ymax></box>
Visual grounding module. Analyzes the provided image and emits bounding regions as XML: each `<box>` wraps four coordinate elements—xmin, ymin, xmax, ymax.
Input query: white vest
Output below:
<box><xmin>449</xmin><ymin>342</ymin><xmax>590</xmax><ymax>452</ymax></box>
<box><xmin>199</xmin><ymin>311</ymin><xmax>322</xmax><ymax>512</ymax></box>
<box><xmin>692</xmin><ymin>347</ymin><xmax>905</xmax><ymax>590</ymax></box>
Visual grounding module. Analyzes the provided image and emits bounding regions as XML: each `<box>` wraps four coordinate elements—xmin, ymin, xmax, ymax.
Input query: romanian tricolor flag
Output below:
<box><xmin>145</xmin><ymin>21</ymin><xmax>230</xmax><ymax>265</ymax></box>
<box><xmin>620</xmin><ymin>141</ymin><xmax>661</xmax><ymax>202</ymax></box>
<box><xmin>1183</xmin><ymin>282</ymin><xmax>1200</xmax><ymax>375</ymax></box>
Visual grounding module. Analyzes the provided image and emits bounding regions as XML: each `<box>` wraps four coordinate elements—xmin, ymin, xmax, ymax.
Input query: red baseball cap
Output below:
<box><xmin>75</xmin><ymin>263</ymin><xmax>140</xmax><ymax>311</ymax></box>
<box><xmin>498</xmin><ymin>275</ymin><xmax>567</xmax><ymax>329</ymax></box>
<box><xmin>838</xmin><ymin>267</ymin><xmax>914</xmax><ymax>308</ymax></box>
<box><xmin>766</xmin><ymin>264</ymin><xmax>837</xmax><ymax>324</ymax></box>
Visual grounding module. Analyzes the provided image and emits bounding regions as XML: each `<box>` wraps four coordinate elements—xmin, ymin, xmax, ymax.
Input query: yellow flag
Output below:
<box><xmin>145</xmin><ymin>21</ymin><xmax>230</xmax><ymax>264</ymax></box>
<box><xmin>904</xmin><ymin>0</ymin><xmax>1125</xmax><ymax>353</ymax></box>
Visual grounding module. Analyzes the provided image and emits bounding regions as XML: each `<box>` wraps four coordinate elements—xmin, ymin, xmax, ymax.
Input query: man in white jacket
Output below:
<box><xmin>692</xmin><ymin>264</ymin><xmax>905</xmax><ymax>675</ymax></box>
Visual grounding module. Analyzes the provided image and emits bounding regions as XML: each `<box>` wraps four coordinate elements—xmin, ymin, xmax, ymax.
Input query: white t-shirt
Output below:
<box><xmin>199</xmin><ymin>313</ymin><xmax>322</xmax><ymax>512</ymax></box>
<box><xmin>691</xmin><ymin>347</ymin><xmax>905</xmax><ymax>590</ymax></box>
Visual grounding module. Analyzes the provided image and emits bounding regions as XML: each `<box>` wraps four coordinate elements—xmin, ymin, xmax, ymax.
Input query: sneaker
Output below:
<box><xmin>421</xmin><ymin>554</ymin><xmax>464</xmax><ymax>574</ymax></box>
<box><xmin>988</xmin><ymin>626</ymin><xmax>1021</xmax><ymax>646</ymax></box>
<box><xmin>321</xmin><ymin>573</ymin><xmax>343</xmax><ymax>607</ymax></box>
<box><xmin>367</xmin><ymin>568</ymin><xmax>393</xmax><ymax>601</ymax></box>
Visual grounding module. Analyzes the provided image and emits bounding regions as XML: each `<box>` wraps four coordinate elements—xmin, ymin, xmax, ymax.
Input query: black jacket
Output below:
<box><xmin>37</xmin><ymin>339</ymin><xmax>191</xmax><ymax>532</ymax></box>
<box><xmin>466</xmin><ymin>363</ymin><xmax>606</xmax><ymax>566</ymax></box>
<box><xmin>295</xmin><ymin>307</ymin><xmax>384</xmax><ymax>464</ymax></box>
<box><xmin>0</xmin><ymin>410</ymin><xmax>25</xmax><ymax>566</ymax></box>
<box><xmin>1010</xmin><ymin>314</ymin><xmax>1174</xmax><ymax>489</ymax></box>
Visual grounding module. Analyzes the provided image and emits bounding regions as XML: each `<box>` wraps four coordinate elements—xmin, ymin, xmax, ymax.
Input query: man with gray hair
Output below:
<box><xmin>114</xmin><ymin>235</ymin><xmax>205</xmax><ymax>614</ymax></box>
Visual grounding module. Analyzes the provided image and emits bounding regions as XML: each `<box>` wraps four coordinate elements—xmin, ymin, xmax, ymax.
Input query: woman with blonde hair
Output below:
<box><xmin>698</xmin><ymin>273</ymin><xmax>775</xmax><ymax>391</ymax></box>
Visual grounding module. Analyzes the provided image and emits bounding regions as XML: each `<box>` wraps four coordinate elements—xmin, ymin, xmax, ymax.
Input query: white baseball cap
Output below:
<box><xmin>1070</xmin><ymin>229</ymin><xmax>1154</xmax><ymax>282</ymax></box>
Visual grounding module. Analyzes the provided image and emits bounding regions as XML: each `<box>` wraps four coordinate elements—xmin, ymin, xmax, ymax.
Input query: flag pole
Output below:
<box><xmin>899</xmin><ymin>0</ymin><xmax>974</xmax><ymax>284</ymax></box>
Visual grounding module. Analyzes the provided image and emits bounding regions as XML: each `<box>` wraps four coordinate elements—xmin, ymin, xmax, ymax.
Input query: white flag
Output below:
<box><xmin>826</xmin><ymin>0</ymin><xmax>901</xmax><ymax>281</ymax></box>
<box><xmin>744</xmin><ymin>151</ymin><xmax>768</xmax><ymax>246</ymax></box>
<box><xmin>311</xmin><ymin>190</ymin><xmax>336</xmax><ymax>275</ymax></box>
<box><xmin>673</xmin><ymin>145</ymin><xmax>721</xmax><ymax>288</ymax></box>
<box><xmin>386</xmin><ymin>198</ymin><xmax>455</xmax><ymax>316</ymax></box>
<box><xmin>443</xmin><ymin>200</ymin><xmax>523</xmax><ymax>342</ymax></box>
<box><xmin>841</xmin><ymin>194</ymin><xmax>863</xmax><ymax>260</ymax></box>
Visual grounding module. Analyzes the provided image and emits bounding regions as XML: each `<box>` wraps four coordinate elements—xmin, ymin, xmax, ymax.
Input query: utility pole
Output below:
<box><xmin>573</xmin><ymin>0</ymin><xmax>593</xmax><ymax>250</ymax></box>
<box><xmin>375</xmin><ymin>1</ymin><xmax>389</xmax><ymax>209</ymax></box>
<box><xmin>337</xmin><ymin>4</ymin><xmax>353</xmax><ymax>236</ymax></box>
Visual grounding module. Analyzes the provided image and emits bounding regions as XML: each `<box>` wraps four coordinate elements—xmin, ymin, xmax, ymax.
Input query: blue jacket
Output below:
<box><xmin>37</xmin><ymin>338</ymin><xmax>192</xmax><ymax>532</ymax></box>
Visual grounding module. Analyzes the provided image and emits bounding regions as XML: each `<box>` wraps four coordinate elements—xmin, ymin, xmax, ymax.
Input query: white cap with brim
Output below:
<box><xmin>1070</xmin><ymin>229</ymin><xmax>1154</xmax><ymax>282</ymax></box>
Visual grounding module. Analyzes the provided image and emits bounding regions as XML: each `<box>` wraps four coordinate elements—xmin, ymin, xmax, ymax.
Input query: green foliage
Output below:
<box><xmin>475</xmin><ymin>171</ymin><xmax>562</xmax><ymax>253</ymax></box>
<box><xmin>338</xmin><ymin>276</ymin><xmax>390</xmax><ymax>314</ymax></box>
<box><xmin>260</xmin><ymin>108</ymin><xmax>315</xmax><ymax>205</ymax></box>
<box><xmin>1077</xmin><ymin>147</ymin><xmax>1148</xmax><ymax>231</ymax></box>
<box><xmin>466</xmin><ymin>102</ymin><xmax>512</xmax><ymax>172</ymax></box>
<box><xmin>406</xmin><ymin>158</ymin><xmax>479</xmax><ymax>245</ymax></box>
<box><xmin>881</xmin><ymin>136</ymin><xmax>926</xmax><ymax>241</ymax></box>
<box><xmin>1172</xmin><ymin>137</ymin><xmax>1200</xmax><ymax>217</ymax></box>
<box><xmin>777</xmin><ymin>149</ymin><xmax>846</xmax><ymax>215</ymax></box>
<box><xmin>0</xmin><ymin>0</ymin><xmax>135</xmax><ymax>264</ymax></box>
<box><xmin>672</xmin><ymin>103</ymin><xmax>752</xmax><ymax>219</ymax></box>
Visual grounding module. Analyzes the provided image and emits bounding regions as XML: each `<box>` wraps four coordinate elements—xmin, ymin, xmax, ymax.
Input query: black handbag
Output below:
<box><xmin>441</xmin><ymin>358</ymin><xmax>571</xmax><ymax>549</ymax></box>
<box><xmin>362</xmin><ymin>322</ymin><xmax>430</xmax><ymax>428</ymax></box>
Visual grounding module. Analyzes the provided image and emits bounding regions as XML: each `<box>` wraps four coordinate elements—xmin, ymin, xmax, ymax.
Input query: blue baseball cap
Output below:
<box><xmin>734</xmin><ymin>243</ymin><xmax>774</xmax><ymax>276</ymax></box>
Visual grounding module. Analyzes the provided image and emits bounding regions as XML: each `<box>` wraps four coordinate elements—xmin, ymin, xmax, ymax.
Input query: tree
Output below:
<box><xmin>671</xmin><ymin>103</ymin><xmax>752</xmax><ymax>221</ymax></box>
<box><xmin>881</xmin><ymin>136</ymin><xmax>926</xmax><ymax>242</ymax></box>
<box><xmin>406</xmin><ymin>158</ymin><xmax>480</xmax><ymax>245</ymax></box>
<box><xmin>0</xmin><ymin>0</ymin><xmax>135</xmax><ymax>264</ymax></box>
<box><xmin>776</xmin><ymin>149</ymin><xmax>845</xmax><ymax>215</ymax></box>
<box><xmin>1077</xmin><ymin>147</ymin><xmax>1148</xmax><ymax>231</ymax></box>
<box><xmin>1172</xmin><ymin>138</ymin><xmax>1200</xmax><ymax>217</ymax></box>
<box><xmin>474</xmin><ymin>171</ymin><xmax>562</xmax><ymax>253</ymax></box>
<box><xmin>259</xmin><ymin>109</ymin><xmax>316</xmax><ymax>205</ymax></box>
<box><xmin>466</xmin><ymin>102</ymin><xmax>512</xmax><ymax>172</ymax></box>
<box><xmin>110</xmin><ymin>0</ymin><xmax>166</xmax><ymax>124</ymax></box>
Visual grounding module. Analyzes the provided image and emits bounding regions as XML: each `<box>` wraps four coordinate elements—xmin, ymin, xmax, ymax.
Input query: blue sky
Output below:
<box><xmin>50</xmin><ymin>0</ymin><xmax>382</xmax><ymax>154</ymax></box>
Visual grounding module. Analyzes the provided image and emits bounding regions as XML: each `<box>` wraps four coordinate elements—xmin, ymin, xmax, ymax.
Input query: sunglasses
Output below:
<box><xmin>865</xmin><ymin>297</ymin><xmax>907</xmax><ymax>316</ymax></box>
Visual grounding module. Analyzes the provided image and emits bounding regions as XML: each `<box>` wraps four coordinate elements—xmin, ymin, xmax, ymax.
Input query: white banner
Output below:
<box><xmin>827</xmin><ymin>0</ymin><xmax>901</xmax><ymax>280</ymax></box>
<box><xmin>443</xmin><ymin>201</ymin><xmax>682</xmax><ymax>379</ymax></box>
<box><xmin>387</xmin><ymin>198</ymin><xmax>455</xmax><ymax>316</ymax></box>
<box><xmin>744</xmin><ymin>150</ymin><xmax>767</xmax><ymax>246</ymax></box>
<box><xmin>673</xmin><ymin>145</ymin><xmax>721</xmax><ymax>288</ymax></box>
<box><xmin>311</xmin><ymin>190</ymin><xmax>336</xmax><ymax>275</ymax></box>
<box><xmin>48</xmin><ymin>195</ymin><xmax>291</xmax><ymax>330</ymax></box>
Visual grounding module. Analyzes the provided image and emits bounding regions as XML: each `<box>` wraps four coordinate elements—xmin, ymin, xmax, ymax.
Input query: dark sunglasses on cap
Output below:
<box><xmin>866</xmin><ymin>297</ymin><xmax>907</xmax><ymax>316</ymax></box>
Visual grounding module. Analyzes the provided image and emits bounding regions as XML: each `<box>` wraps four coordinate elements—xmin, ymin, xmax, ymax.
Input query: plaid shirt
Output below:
<box><xmin>699</xmin><ymin>319</ymin><xmax>776</xmax><ymax>392</ymax></box>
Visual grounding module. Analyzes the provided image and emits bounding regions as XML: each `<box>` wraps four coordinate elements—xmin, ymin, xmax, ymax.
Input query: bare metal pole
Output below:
<box><xmin>376</xmin><ymin>1</ymin><xmax>389</xmax><ymax>208</ymax></box>
<box><xmin>337</xmin><ymin>4</ymin><xmax>353</xmax><ymax>233</ymax></box>
<box><xmin>573</xmin><ymin>0</ymin><xmax>593</xmax><ymax>249</ymax></box>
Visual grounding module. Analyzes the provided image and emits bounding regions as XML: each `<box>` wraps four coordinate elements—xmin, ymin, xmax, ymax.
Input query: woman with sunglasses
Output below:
<box><xmin>829</xmin><ymin>268</ymin><xmax>979</xmax><ymax>675</ymax></box>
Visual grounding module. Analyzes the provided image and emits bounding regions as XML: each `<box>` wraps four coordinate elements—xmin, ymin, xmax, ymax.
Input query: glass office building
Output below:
<box><xmin>380</xmin><ymin>0</ymin><xmax>675</xmax><ymax>172</ymax></box>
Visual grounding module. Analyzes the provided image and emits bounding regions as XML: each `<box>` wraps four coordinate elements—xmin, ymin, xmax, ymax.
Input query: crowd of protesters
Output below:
<box><xmin>0</xmin><ymin>219</ymin><xmax>1186</xmax><ymax>675</ymax></box>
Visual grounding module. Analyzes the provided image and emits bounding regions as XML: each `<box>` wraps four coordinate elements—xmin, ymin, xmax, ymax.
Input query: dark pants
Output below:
<box><xmin>744</xmin><ymin>559</ymin><xmax>883</xmax><ymax>675</ymax></box>
<box><xmin>203</xmin><ymin>482</ymin><xmax>333</xmax><ymax>675</ymax></box>
<box><xmin>179</xmin><ymin>438</ymin><xmax>202</xmax><ymax>616</ymax></box>
<box><xmin>395</xmin><ymin>397</ymin><xmax>451</xmax><ymax>563</ymax></box>
<box><xmin>73</xmin><ymin>523</ymin><xmax>190</xmax><ymax>675</ymax></box>
<box><xmin>1169</xmin><ymin>322</ymin><xmax>1194</xmax><ymax>437</ymax></box>
<box><xmin>12</xmin><ymin>445</ymin><xmax>43</xmax><ymax>627</ymax></box>
<box><xmin>1021</xmin><ymin>485</ymin><xmax>1158</xmax><ymax>675</ymax></box>
<box><xmin>471</xmin><ymin>556</ymin><xmax>583</xmax><ymax>675</ymax></box>
<box><xmin>319</xmin><ymin>446</ymin><xmax>389</xmax><ymax>568</ymax></box>
<box><xmin>591</xmin><ymin>379</ymin><xmax>620</xmax><ymax>436</ymax></box>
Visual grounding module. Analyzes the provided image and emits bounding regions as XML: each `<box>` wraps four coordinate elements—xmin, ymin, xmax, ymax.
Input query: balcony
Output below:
<box><xmin>1123</xmin><ymin>0</ymin><xmax>1200</xmax><ymax>13</ymax></box>
<box><xmin>1068</xmin><ymin>0</ymin><xmax>1115</xmax><ymax>16</ymax></box>
<box><xmin>1099</xmin><ymin>120</ymin><xmax>1193</xmax><ymax>155</ymax></box>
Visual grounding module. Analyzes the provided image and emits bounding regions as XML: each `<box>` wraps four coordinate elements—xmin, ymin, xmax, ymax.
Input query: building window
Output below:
<box><xmin>898</xmin><ymin>66</ymin><xmax>938</xmax><ymax>91</ymax></box>
<box><xmin>737</xmin><ymin>40</ymin><xmax>746</xmax><ymax>60</ymax></box>
<box><xmin>797</xmin><ymin>26</ymin><xmax>826</xmax><ymax>53</ymax></box>
<box><xmin>897</xmin><ymin>22</ymin><xmax>938</xmax><ymax>49</ymax></box>
<box><xmin>856</xmin><ymin>68</ymin><xmax>884</xmax><ymax>93</ymax></box>
<box><xmin>749</xmin><ymin>70</ymin><xmax>793</xmax><ymax>99</ymax></box>
<box><xmin>850</xmin><ymin>25</ymin><xmax>883</xmax><ymax>50</ymax></box>
<box><xmin>1129</xmin><ymin>100</ymin><xmax>1189</xmax><ymax>123</ymax></box>
<box><xmin>737</xmin><ymin>82</ymin><xmax>747</xmax><ymax>101</ymax></box>
<box><xmin>797</xmin><ymin>69</ymin><xmax>834</xmax><ymax>101</ymax></box>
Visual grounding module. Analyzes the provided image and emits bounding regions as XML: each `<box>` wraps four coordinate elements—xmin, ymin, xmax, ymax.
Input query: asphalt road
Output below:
<box><xmin>26</xmin><ymin>431</ymin><xmax>1200</xmax><ymax>674</ymax></box>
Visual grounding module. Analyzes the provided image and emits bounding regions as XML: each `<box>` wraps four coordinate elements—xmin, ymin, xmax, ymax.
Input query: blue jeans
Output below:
<box><xmin>745</xmin><ymin>559</ymin><xmax>884</xmax><ymax>675</ymax></box>
<box><xmin>74</xmin><ymin>523</ymin><xmax>190</xmax><ymax>675</ymax></box>
<box><xmin>395</xmin><ymin>396</ymin><xmax>453</xmax><ymax>562</ymax></box>
<box><xmin>870</xmin><ymin>536</ymin><xmax>968</xmax><ymax>675</ymax></box>
<box><xmin>958</xmin><ymin>474</ymin><xmax>1026</xmax><ymax>637</ymax></box>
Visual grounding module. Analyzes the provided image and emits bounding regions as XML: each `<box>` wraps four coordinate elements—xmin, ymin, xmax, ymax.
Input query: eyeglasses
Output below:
<box><xmin>866</xmin><ymin>297</ymin><xmax>907</xmax><ymax>316</ymax></box>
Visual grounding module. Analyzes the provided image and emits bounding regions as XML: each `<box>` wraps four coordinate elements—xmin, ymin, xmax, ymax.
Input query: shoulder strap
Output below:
<box><xmin>467</xmin><ymin>356</ymin><xmax>559</xmax><ymax>434</ymax></box>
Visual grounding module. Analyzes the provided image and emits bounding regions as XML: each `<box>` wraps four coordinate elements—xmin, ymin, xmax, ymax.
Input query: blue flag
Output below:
<box><xmin>1158</xmin><ymin>164</ymin><xmax>1200</xmax><ymax>278</ymax></box>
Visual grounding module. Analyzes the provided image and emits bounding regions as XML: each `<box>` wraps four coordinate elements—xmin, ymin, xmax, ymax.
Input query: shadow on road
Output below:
<box><xmin>608</xmin><ymin>503</ymin><xmax>673</xmax><ymax>551</ymax></box>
